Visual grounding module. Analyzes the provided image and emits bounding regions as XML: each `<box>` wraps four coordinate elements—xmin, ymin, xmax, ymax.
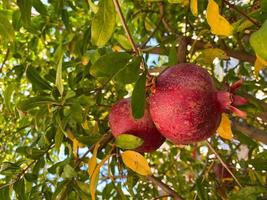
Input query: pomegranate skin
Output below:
<box><xmin>149</xmin><ymin>63</ymin><xmax>222</xmax><ymax>144</ymax></box>
<box><xmin>109</xmin><ymin>99</ymin><xmax>165</xmax><ymax>152</ymax></box>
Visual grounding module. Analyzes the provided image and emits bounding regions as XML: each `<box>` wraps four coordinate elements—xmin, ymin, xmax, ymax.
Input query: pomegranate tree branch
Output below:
<box><xmin>147</xmin><ymin>175</ymin><xmax>184</xmax><ymax>200</ymax></box>
<box><xmin>221</xmin><ymin>0</ymin><xmax>260</xmax><ymax>28</ymax></box>
<box><xmin>75</xmin><ymin>133</ymin><xmax>114</xmax><ymax>168</ymax></box>
<box><xmin>232</xmin><ymin>119</ymin><xmax>267</xmax><ymax>144</ymax></box>
<box><xmin>177</xmin><ymin>36</ymin><xmax>189</xmax><ymax>64</ymax></box>
<box><xmin>141</xmin><ymin>35</ymin><xmax>256</xmax><ymax>64</ymax></box>
<box><xmin>206</xmin><ymin>141</ymin><xmax>242</xmax><ymax>188</ymax></box>
<box><xmin>112</xmin><ymin>0</ymin><xmax>139</xmax><ymax>54</ymax></box>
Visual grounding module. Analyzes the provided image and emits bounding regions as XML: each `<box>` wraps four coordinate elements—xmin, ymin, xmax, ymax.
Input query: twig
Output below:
<box><xmin>206</xmin><ymin>141</ymin><xmax>242</xmax><ymax>188</ymax></box>
<box><xmin>75</xmin><ymin>133</ymin><xmax>114</xmax><ymax>168</ymax></box>
<box><xmin>140</xmin><ymin>3</ymin><xmax>164</xmax><ymax>48</ymax></box>
<box><xmin>153</xmin><ymin>194</ymin><xmax>172</xmax><ymax>200</ymax></box>
<box><xmin>147</xmin><ymin>175</ymin><xmax>184</xmax><ymax>200</ymax></box>
<box><xmin>112</xmin><ymin>0</ymin><xmax>139</xmax><ymax>54</ymax></box>
<box><xmin>0</xmin><ymin>48</ymin><xmax>10</xmax><ymax>73</ymax></box>
<box><xmin>232</xmin><ymin>119</ymin><xmax>267</xmax><ymax>144</ymax></box>
<box><xmin>222</xmin><ymin>0</ymin><xmax>260</xmax><ymax>28</ymax></box>
<box><xmin>159</xmin><ymin>2</ymin><xmax>176</xmax><ymax>35</ymax></box>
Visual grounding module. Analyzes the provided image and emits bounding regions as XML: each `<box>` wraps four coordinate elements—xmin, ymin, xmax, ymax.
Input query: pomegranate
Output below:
<box><xmin>109</xmin><ymin>99</ymin><xmax>165</xmax><ymax>152</ymax></box>
<box><xmin>149</xmin><ymin>63</ymin><xmax>247</xmax><ymax>144</ymax></box>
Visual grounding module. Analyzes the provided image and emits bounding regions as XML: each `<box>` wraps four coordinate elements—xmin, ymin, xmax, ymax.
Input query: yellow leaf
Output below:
<box><xmin>66</xmin><ymin>129</ymin><xmax>84</xmax><ymax>157</ymax></box>
<box><xmin>255</xmin><ymin>55</ymin><xmax>267</xmax><ymax>75</ymax></box>
<box><xmin>206</xmin><ymin>0</ymin><xmax>233</xmax><ymax>36</ymax></box>
<box><xmin>90</xmin><ymin>154</ymin><xmax>111</xmax><ymax>200</ymax></box>
<box><xmin>217</xmin><ymin>114</ymin><xmax>233</xmax><ymax>140</ymax></box>
<box><xmin>121</xmin><ymin>150</ymin><xmax>152</xmax><ymax>176</ymax></box>
<box><xmin>190</xmin><ymin>0</ymin><xmax>198</xmax><ymax>17</ymax></box>
<box><xmin>72</xmin><ymin>139</ymin><xmax>78</xmax><ymax>158</ymax></box>
<box><xmin>197</xmin><ymin>48</ymin><xmax>229</xmax><ymax>65</ymax></box>
<box><xmin>88</xmin><ymin>143</ymin><xmax>100</xmax><ymax>177</ymax></box>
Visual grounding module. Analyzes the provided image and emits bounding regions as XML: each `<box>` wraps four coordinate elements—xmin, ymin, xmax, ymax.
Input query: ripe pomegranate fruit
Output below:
<box><xmin>149</xmin><ymin>63</ymin><xmax>247</xmax><ymax>144</ymax></box>
<box><xmin>109</xmin><ymin>99</ymin><xmax>165</xmax><ymax>152</ymax></box>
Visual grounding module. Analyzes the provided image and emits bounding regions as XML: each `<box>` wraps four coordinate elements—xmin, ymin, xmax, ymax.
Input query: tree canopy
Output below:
<box><xmin>0</xmin><ymin>0</ymin><xmax>267</xmax><ymax>199</ymax></box>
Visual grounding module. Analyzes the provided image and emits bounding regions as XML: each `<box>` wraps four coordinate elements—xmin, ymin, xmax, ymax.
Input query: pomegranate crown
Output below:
<box><xmin>216</xmin><ymin>80</ymin><xmax>248</xmax><ymax>118</ymax></box>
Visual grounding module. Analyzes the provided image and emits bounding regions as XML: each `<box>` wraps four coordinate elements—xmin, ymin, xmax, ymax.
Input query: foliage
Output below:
<box><xmin>0</xmin><ymin>0</ymin><xmax>267</xmax><ymax>199</ymax></box>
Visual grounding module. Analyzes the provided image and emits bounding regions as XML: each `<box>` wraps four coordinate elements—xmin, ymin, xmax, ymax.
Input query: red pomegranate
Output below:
<box><xmin>109</xmin><ymin>99</ymin><xmax>165</xmax><ymax>152</ymax></box>
<box><xmin>149</xmin><ymin>63</ymin><xmax>247</xmax><ymax>144</ymax></box>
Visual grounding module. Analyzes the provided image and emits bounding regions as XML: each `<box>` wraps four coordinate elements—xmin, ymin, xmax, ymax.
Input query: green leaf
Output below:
<box><xmin>62</xmin><ymin>164</ymin><xmax>77</xmax><ymax>179</ymax></box>
<box><xmin>88</xmin><ymin>0</ymin><xmax>98</xmax><ymax>13</ymax></box>
<box><xmin>91</xmin><ymin>0</ymin><xmax>116</xmax><ymax>47</ymax></box>
<box><xmin>55</xmin><ymin>127</ymin><xmax>64</xmax><ymax>152</ymax></box>
<box><xmin>12</xmin><ymin>10</ymin><xmax>22</xmax><ymax>31</ymax></box>
<box><xmin>0</xmin><ymin>185</ymin><xmax>10</xmax><ymax>200</ymax></box>
<box><xmin>16</xmin><ymin>147</ymin><xmax>46</xmax><ymax>160</ymax></box>
<box><xmin>261</xmin><ymin>0</ymin><xmax>267</xmax><ymax>14</ymax></box>
<box><xmin>14</xmin><ymin>178</ymin><xmax>26</xmax><ymax>200</ymax></box>
<box><xmin>169</xmin><ymin>45</ymin><xmax>178</xmax><ymax>65</ymax></box>
<box><xmin>229</xmin><ymin>186</ymin><xmax>267</xmax><ymax>200</ymax></box>
<box><xmin>76</xmin><ymin>181</ymin><xmax>90</xmax><ymax>195</ymax></box>
<box><xmin>90</xmin><ymin>52</ymin><xmax>131</xmax><ymax>77</ymax></box>
<box><xmin>18</xmin><ymin>96</ymin><xmax>55</xmax><ymax>111</ymax></box>
<box><xmin>131</xmin><ymin>73</ymin><xmax>146</xmax><ymax>119</ymax></box>
<box><xmin>3</xmin><ymin>83</ymin><xmax>15</xmax><ymax>112</ymax></box>
<box><xmin>32</xmin><ymin>0</ymin><xmax>47</xmax><ymax>16</ymax></box>
<box><xmin>70</xmin><ymin>102</ymin><xmax>83</xmax><ymax>123</ymax></box>
<box><xmin>0</xmin><ymin>162</ymin><xmax>20</xmax><ymax>176</ymax></box>
<box><xmin>114</xmin><ymin>56</ymin><xmax>142</xmax><ymax>84</ymax></box>
<box><xmin>250</xmin><ymin>20</ymin><xmax>267</xmax><ymax>60</ymax></box>
<box><xmin>115</xmin><ymin>134</ymin><xmax>144</xmax><ymax>150</ymax></box>
<box><xmin>17</xmin><ymin>0</ymin><xmax>32</xmax><ymax>26</ymax></box>
<box><xmin>114</xmin><ymin>34</ymin><xmax>132</xmax><ymax>50</ymax></box>
<box><xmin>249</xmin><ymin>151</ymin><xmax>267</xmax><ymax>171</ymax></box>
<box><xmin>26</xmin><ymin>66</ymin><xmax>52</xmax><ymax>91</ymax></box>
<box><xmin>56</xmin><ymin>52</ymin><xmax>64</xmax><ymax>96</ymax></box>
<box><xmin>0</xmin><ymin>12</ymin><xmax>15</xmax><ymax>41</ymax></box>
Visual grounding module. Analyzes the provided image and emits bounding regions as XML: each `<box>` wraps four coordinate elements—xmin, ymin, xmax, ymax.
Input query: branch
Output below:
<box><xmin>206</xmin><ymin>141</ymin><xmax>242</xmax><ymax>188</ymax></box>
<box><xmin>75</xmin><ymin>133</ymin><xmax>114</xmax><ymax>168</ymax></box>
<box><xmin>221</xmin><ymin>0</ymin><xmax>260</xmax><ymax>28</ymax></box>
<box><xmin>142</xmin><ymin>35</ymin><xmax>256</xmax><ymax>64</ymax></box>
<box><xmin>232</xmin><ymin>119</ymin><xmax>267</xmax><ymax>144</ymax></box>
<box><xmin>177</xmin><ymin>36</ymin><xmax>188</xmax><ymax>63</ymax></box>
<box><xmin>113</xmin><ymin>0</ymin><xmax>139</xmax><ymax>54</ymax></box>
<box><xmin>147</xmin><ymin>175</ymin><xmax>184</xmax><ymax>200</ymax></box>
